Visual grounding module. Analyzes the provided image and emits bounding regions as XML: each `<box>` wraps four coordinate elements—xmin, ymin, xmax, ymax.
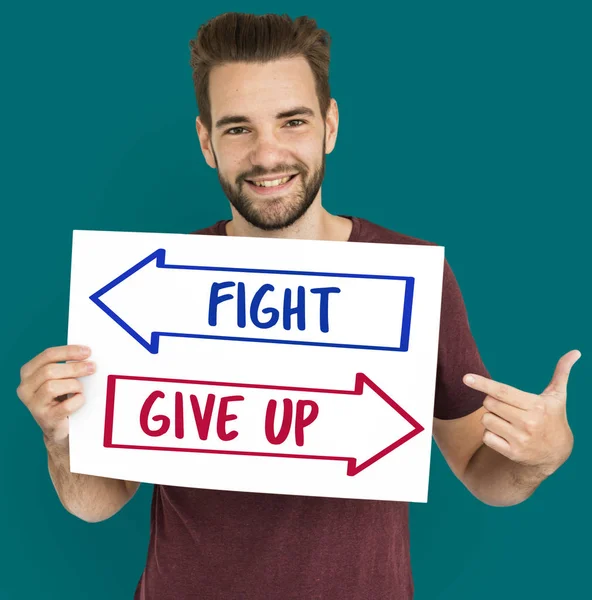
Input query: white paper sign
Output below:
<box><xmin>67</xmin><ymin>229</ymin><xmax>444</xmax><ymax>502</ymax></box>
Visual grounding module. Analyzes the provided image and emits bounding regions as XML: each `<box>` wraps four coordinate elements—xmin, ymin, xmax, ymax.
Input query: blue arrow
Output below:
<box><xmin>89</xmin><ymin>248</ymin><xmax>415</xmax><ymax>355</ymax></box>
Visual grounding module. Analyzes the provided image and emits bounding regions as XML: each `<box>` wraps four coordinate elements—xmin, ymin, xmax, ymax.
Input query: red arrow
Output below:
<box><xmin>104</xmin><ymin>372</ymin><xmax>425</xmax><ymax>476</ymax></box>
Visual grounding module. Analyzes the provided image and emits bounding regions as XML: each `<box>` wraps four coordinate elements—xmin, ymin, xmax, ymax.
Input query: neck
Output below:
<box><xmin>225</xmin><ymin>198</ymin><xmax>353</xmax><ymax>242</ymax></box>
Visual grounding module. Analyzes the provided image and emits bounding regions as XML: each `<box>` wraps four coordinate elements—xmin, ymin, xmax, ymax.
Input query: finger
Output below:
<box><xmin>483</xmin><ymin>395</ymin><xmax>526</xmax><ymax>424</ymax></box>
<box><xmin>25</xmin><ymin>360</ymin><xmax>95</xmax><ymax>397</ymax></box>
<box><xmin>481</xmin><ymin>411</ymin><xmax>516</xmax><ymax>442</ymax></box>
<box><xmin>464</xmin><ymin>374</ymin><xmax>532</xmax><ymax>409</ymax></box>
<box><xmin>34</xmin><ymin>378</ymin><xmax>84</xmax><ymax>408</ymax></box>
<box><xmin>482</xmin><ymin>430</ymin><xmax>512</xmax><ymax>459</ymax></box>
<box><xmin>53</xmin><ymin>393</ymin><xmax>86</xmax><ymax>421</ymax></box>
<box><xmin>542</xmin><ymin>350</ymin><xmax>581</xmax><ymax>397</ymax></box>
<box><xmin>20</xmin><ymin>345</ymin><xmax>91</xmax><ymax>382</ymax></box>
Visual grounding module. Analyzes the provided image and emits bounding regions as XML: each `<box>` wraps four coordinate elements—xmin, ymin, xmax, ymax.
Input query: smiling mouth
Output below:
<box><xmin>245</xmin><ymin>174</ymin><xmax>298</xmax><ymax>188</ymax></box>
<box><xmin>243</xmin><ymin>173</ymin><xmax>300</xmax><ymax>196</ymax></box>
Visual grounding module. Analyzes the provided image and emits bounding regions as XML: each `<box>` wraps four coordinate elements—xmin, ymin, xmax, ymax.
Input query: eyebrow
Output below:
<box><xmin>214</xmin><ymin>106</ymin><xmax>315</xmax><ymax>129</ymax></box>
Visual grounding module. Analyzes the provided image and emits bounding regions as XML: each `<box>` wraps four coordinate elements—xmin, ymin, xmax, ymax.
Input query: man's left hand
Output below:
<box><xmin>463</xmin><ymin>350</ymin><xmax>581</xmax><ymax>475</ymax></box>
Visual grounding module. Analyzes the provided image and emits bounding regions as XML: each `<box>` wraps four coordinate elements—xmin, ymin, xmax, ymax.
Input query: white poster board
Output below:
<box><xmin>67</xmin><ymin>229</ymin><xmax>444</xmax><ymax>503</ymax></box>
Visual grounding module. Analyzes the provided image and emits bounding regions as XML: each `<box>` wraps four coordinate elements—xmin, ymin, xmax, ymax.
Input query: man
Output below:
<box><xmin>16</xmin><ymin>12</ymin><xmax>579</xmax><ymax>600</ymax></box>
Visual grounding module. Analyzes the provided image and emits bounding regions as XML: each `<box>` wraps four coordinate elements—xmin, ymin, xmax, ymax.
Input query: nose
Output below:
<box><xmin>248</xmin><ymin>129</ymin><xmax>288</xmax><ymax>170</ymax></box>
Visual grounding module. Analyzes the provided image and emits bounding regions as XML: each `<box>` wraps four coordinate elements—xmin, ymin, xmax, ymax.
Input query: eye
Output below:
<box><xmin>285</xmin><ymin>119</ymin><xmax>305</xmax><ymax>127</ymax></box>
<box><xmin>225</xmin><ymin>127</ymin><xmax>249</xmax><ymax>135</ymax></box>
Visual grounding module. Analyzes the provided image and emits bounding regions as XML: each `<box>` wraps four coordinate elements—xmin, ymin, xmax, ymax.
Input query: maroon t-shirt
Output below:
<box><xmin>134</xmin><ymin>216</ymin><xmax>489</xmax><ymax>600</ymax></box>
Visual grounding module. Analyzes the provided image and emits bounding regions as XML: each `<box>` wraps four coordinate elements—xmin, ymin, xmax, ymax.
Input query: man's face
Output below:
<box><xmin>196</xmin><ymin>56</ymin><xmax>337</xmax><ymax>231</ymax></box>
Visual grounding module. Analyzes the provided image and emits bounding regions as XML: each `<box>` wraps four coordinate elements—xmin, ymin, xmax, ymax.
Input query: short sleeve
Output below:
<box><xmin>434</xmin><ymin>259</ymin><xmax>490</xmax><ymax>419</ymax></box>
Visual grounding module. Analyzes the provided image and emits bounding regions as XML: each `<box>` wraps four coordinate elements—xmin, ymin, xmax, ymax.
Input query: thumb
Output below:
<box><xmin>542</xmin><ymin>350</ymin><xmax>581</xmax><ymax>397</ymax></box>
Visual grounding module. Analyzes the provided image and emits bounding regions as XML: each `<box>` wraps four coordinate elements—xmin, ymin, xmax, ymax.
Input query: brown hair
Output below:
<box><xmin>188</xmin><ymin>12</ymin><xmax>332</xmax><ymax>132</ymax></box>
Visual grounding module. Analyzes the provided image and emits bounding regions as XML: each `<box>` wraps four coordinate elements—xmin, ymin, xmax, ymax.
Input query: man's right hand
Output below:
<box><xmin>16</xmin><ymin>345</ymin><xmax>96</xmax><ymax>446</ymax></box>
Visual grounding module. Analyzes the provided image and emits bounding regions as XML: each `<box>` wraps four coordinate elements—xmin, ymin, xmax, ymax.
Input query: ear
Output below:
<box><xmin>195</xmin><ymin>116</ymin><xmax>217</xmax><ymax>169</ymax></box>
<box><xmin>324</xmin><ymin>98</ymin><xmax>339</xmax><ymax>154</ymax></box>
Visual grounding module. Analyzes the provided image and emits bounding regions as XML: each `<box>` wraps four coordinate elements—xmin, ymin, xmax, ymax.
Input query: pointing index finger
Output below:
<box><xmin>463</xmin><ymin>373</ymin><xmax>531</xmax><ymax>409</ymax></box>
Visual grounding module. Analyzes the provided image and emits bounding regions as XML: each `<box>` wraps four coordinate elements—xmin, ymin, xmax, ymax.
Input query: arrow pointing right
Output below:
<box><xmin>105</xmin><ymin>372</ymin><xmax>425</xmax><ymax>476</ymax></box>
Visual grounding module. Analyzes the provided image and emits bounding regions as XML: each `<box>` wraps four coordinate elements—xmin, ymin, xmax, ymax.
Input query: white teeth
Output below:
<box><xmin>252</xmin><ymin>176</ymin><xmax>292</xmax><ymax>187</ymax></box>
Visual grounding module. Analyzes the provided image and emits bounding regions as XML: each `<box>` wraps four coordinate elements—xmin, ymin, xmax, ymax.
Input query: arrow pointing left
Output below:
<box><xmin>89</xmin><ymin>248</ymin><xmax>415</xmax><ymax>354</ymax></box>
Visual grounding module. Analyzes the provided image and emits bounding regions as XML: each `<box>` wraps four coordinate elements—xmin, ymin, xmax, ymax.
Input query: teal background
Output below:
<box><xmin>1</xmin><ymin>1</ymin><xmax>590</xmax><ymax>598</ymax></box>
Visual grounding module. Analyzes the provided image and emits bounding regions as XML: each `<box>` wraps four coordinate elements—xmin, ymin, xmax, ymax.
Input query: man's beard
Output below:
<box><xmin>213</xmin><ymin>140</ymin><xmax>326</xmax><ymax>232</ymax></box>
